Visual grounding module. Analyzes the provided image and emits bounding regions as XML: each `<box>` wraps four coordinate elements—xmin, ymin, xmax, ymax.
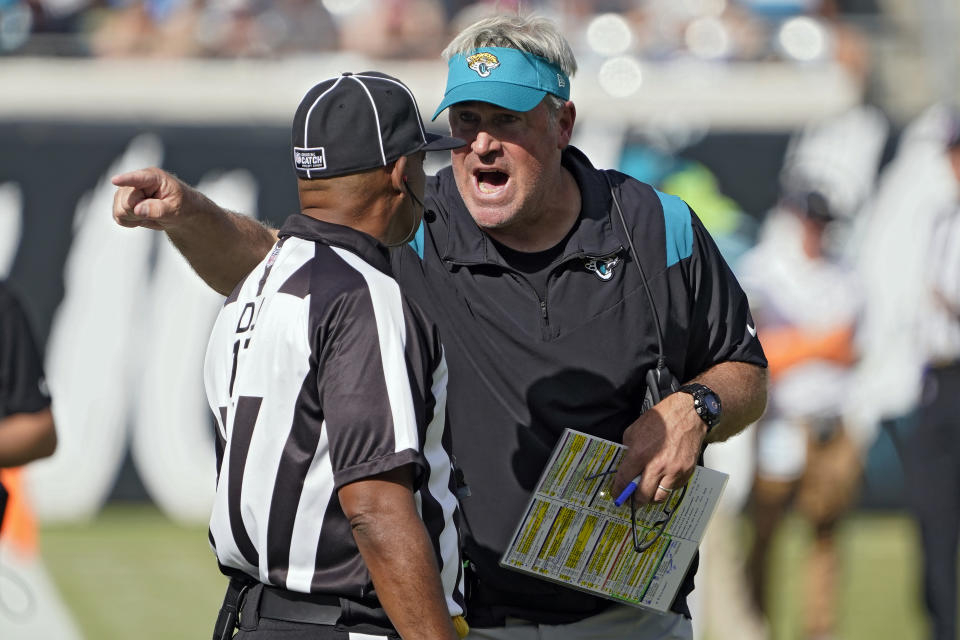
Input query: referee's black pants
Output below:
<box><xmin>904</xmin><ymin>362</ymin><xmax>960</xmax><ymax>640</ymax></box>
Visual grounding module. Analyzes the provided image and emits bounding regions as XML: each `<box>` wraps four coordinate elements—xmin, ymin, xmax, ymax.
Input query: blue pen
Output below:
<box><xmin>614</xmin><ymin>474</ymin><xmax>642</xmax><ymax>507</ymax></box>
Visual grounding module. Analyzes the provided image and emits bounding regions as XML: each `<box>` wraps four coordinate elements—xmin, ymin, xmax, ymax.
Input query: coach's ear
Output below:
<box><xmin>556</xmin><ymin>100</ymin><xmax>576</xmax><ymax>150</ymax></box>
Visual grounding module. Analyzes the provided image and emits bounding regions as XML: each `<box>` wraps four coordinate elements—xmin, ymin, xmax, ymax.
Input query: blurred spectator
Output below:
<box><xmin>846</xmin><ymin>104</ymin><xmax>959</xmax><ymax>470</ymax></box>
<box><xmin>0</xmin><ymin>0</ymin><xmax>884</xmax><ymax>61</ymax></box>
<box><xmin>254</xmin><ymin>0</ymin><xmax>338</xmax><ymax>57</ymax></box>
<box><xmin>338</xmin><ymin>0</ymin><xmax>447</xmax><ymax>59</ymax></box>
<box><xmin>447</xmin><ymin>0</ymin><xmax>523</xmax><ymax>36</ymax></box>
<box><xmin>88</xmin><ymin>0</ymin><xmax>338</xmax><ymax>58</ymax></box>
<box><xmin>194</xmin><ymin>0</ymin><xmax>271</xmax><ymax>58</ymax></box>
<box><xmin>89</xmin><ymin>0</ymin><xmax>197</xmax><ymax>58</ymax></box>
<box><xmin>901</xmin><ymin>110</ymin><xmax>960</xmax><ymax>640</ymax></box>
<box><xmin>739</xmin><ymin>189</ymin><xmax>863</xmax><ymax>640</ymax></box>
<box><xmin>0</xmin><ymin>0</ymin><xmax>39</xmax><ymax>53</ymax></box>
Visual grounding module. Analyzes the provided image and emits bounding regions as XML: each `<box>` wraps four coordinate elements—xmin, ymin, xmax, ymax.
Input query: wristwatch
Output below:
<box><xmin>678</xmin><ymin>383</ymin><xmax>722</xmax><ymax>433</ymax></box>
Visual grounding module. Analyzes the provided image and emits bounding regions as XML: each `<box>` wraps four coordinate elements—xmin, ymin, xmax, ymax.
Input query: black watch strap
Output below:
<box><xmin>678</xmin><ymin>383</ymin><xmax>722</xmax><ymax>432</ymax></box>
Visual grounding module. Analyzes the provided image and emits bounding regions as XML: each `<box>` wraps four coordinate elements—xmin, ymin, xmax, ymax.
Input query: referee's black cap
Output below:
<box><xmin>292</xmin><ymin>72</ymin><xmax>465</xmax><ymax>180</ymax></box>
<box><xmin>783</xmin><ymin>189</ymin><xmax>835</xmax><ymax>223</ymax></box>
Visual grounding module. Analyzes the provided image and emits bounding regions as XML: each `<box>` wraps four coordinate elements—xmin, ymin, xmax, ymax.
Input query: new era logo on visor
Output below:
<box><xmin>294</xmin><ymin>147</ymin><xmax>326</xmax><ymax>171</ymax></box>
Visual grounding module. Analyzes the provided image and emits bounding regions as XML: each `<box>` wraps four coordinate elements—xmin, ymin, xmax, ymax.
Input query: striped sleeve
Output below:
<box><xmin>318</xmin><ymin>248</ymin><xmax>425</xmax><ymax>489</ymax></box>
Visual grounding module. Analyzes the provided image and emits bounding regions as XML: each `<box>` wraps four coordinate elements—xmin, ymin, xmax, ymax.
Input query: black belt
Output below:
<box><xmin>213</xmin><ymin>577</ymin><xmax>343</xmax><ymax>639</ymax></box>
<box><xmin>254</xmin><ymin>583</ymin><xmax>342</xmax><ymax>625</ymax></box>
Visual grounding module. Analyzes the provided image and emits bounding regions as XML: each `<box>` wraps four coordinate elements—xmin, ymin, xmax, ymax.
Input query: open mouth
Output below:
<box><xmin>475</xmin><ymin>169</ymin><xmax>509</xmax><ymax>194</ymax></box>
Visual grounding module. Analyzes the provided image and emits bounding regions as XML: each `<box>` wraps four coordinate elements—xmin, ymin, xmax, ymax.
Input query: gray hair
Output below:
<box><xmin>441</xmin><ymin>14</ymin><xmax>578</xmax><ymax>79</ymax></box>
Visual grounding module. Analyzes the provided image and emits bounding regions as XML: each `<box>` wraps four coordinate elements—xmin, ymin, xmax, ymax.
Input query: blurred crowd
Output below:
<box><xmin>623</xmin><ymin>100</ymin><xmax>960</xmax><ymax>640</ymax></box>
<box><xmin>0</xmin><ymin>0</ymin><xmax>877</xmax><ymax>63</ymax></box>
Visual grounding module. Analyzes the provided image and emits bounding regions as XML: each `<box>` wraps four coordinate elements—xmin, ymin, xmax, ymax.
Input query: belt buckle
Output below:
<box><xmin>214</xmin><ymin>580</ymin><xmax>254</xmax><ymax>640</ymax></box>
<box><xmin>235</xmin><ymin>583</ymin><xmax>254</xmax><ymax>629</ymax></box>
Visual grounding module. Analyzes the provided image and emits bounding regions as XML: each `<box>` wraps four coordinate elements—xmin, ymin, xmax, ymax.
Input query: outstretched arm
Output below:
<box><xmin>112</xmin><ymin>168</ymin><xmax>278</xmax><ymax>295</ymax></box>
<box><xmin>339</xmin><ymin>465</ymin><xmax>459</xmax><ymax>640</ymax></box>
<box><xmin>613</xmin><ymin>361</ymin><xmax>767</xmax><ymax>503</ymax></box>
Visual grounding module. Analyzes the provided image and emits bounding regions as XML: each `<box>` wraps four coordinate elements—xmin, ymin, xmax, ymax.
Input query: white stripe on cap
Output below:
<box><xmin>302</xmin><ymin>75</ymin><xmax>346</xmax><ymax>179</ymax></box>
<box><xmin>347</xmin><ymin>75</ymin><xmax>387</xmax><ymax>167</ymax></box>
<box><xmin>354</xmin><ymin>73</ymin><xmax>428</xmax><ymax>146</ymax></box>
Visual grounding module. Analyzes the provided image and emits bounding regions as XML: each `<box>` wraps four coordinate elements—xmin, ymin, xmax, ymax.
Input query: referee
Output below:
<box><xmin>903</xmin><ymin>118</ymin><xmax>960</xmax><ymax>640</ymax></box>
<box><xmin>202</xmin><ymin>72</ymin><xmax>466</xmax><ymax>640</ymax></box>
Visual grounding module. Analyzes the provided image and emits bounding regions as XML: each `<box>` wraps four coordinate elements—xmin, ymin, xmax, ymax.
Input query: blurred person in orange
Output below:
<box><xmin>738</xmin><ymin>189</ymin><xmax>863</xmax><ymax>640</ymax></box>
<box><xmin>902</xmin><ymin>113</ymin><xmax>960</xmax><ymax>640</ymax></box>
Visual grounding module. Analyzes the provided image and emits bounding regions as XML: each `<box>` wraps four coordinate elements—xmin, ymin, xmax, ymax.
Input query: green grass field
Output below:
<box><xmin>38</xmin><ymin>505</ymin><xmax>929</xmax><ymax>640</ymax></box>
<box><xmin>40</xmin><ymin>504</ymin><xmax>225</xmax><ymax>639</ymax></box>
<box><xmin>761</xmin><ymin>512</ymin><xmax>927</xmax><ymax>640</ymax></box>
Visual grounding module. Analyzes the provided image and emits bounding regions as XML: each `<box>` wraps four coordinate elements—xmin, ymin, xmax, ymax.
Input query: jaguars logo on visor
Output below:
<box><xmin>467</xmin><ymin>52</ymin><xmax>500</xmax><ymax>78</ymax></box>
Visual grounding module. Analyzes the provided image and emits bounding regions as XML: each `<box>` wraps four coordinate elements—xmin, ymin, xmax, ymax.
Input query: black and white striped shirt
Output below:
<box><xmin>203</xmin><ymin>213</ymin><xmax>464</xmax><ymax>616</ymax></box>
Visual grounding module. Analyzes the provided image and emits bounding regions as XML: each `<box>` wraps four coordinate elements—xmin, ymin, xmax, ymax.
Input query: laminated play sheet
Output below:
<box><xmin>500</xmin><ymin>429</ymin><xmax>728</xmax><ymax>612</ymax></box>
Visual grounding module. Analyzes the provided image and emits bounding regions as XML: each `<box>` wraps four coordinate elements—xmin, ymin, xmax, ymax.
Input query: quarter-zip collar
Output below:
<box><xmin>436</xmin><ymin>145</ymin><xmax>623</xmax><ymax>268</ymax></box>
<box><xmin>278</xmin><ymin>213</ymin><xmax>393</xmax><ymax>276</ymax></box>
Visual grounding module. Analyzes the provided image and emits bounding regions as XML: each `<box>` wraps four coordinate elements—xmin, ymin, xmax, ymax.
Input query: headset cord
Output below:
<box><xmin>604</xmin><ymin>172</ymin><xmax>666</xmax><ymax>372</ymax></box>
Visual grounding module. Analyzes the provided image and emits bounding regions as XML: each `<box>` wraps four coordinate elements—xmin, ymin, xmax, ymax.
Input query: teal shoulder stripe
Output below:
<box><xmin>654</xmin><ymin>189</ymin><xmax>693</xmax><ymax>267</ymax></box>
<box><xmin>408</xmin><ymin>220</ymin><xmax>425</xmax><ymax>259</ymax></box>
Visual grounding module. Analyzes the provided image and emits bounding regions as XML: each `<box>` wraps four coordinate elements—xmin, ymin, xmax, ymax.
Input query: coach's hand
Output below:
<box><xmin>612</xmin><ymin>391</ymin><xmax>705</xmax><ymax>505</ymax></box>
<box><xmin>112</xmin><ymin>166</ymin><xmax>278</xmax><ymax>295</ymax></box>
<box><xmin>112</xmin><ymin>167</ymin><xmax>193</xmax><ymax>230</ymax></box>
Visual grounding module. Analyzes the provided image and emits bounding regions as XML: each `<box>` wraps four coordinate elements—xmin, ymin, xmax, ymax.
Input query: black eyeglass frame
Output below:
<box><xmin>630</xmin><ymin>482</ymin><xmax>687</xmax><ymax>553</ymax></box>
<box><xmin>585</xmin><ymin>470</ymin><xmax>688</xmax><ymax>554</ymax></box>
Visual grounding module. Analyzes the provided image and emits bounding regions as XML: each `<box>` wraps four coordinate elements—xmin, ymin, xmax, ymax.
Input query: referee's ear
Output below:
<box><xmin>389</xmin><ymin>156</ymin><xmax>407</xmax><ymax>194</ymax></box>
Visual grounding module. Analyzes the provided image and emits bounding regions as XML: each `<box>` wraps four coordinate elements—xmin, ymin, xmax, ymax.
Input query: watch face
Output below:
<box><xmin>703</xmin><ymin>394</ymin><xmax>720</xmax><ymax>416</ymax></box>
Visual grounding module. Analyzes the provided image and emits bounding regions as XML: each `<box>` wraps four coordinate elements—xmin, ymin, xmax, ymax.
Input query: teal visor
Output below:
<box><xmin>432</xmin><ymin>47</ymin><xmax>571</xmax><ymax>121</ymax></box>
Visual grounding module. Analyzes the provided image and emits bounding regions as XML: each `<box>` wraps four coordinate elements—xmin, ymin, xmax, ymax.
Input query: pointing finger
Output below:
<box><xmin>111</xmin><ymin>168</ymin><xmax>163</xmax><ymax>192</ymax></box>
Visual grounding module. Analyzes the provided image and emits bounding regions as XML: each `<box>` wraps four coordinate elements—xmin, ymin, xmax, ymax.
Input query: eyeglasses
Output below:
<box><xmin>585</xmin><ymin>470</ymin><xmax>687</xmax><ymax>553</ymax></box>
